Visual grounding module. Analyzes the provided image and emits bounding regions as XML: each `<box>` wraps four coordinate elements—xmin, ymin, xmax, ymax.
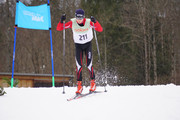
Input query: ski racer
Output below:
<box><xmin>56</xmin><ymin>9</ymin><xmax>103</xmax><ymax>94</ymax></box>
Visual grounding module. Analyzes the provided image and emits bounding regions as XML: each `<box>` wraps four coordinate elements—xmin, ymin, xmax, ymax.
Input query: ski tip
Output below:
<box><xmin>67</xmin><ymin>98</ymin><xmax>74</xmax><ymax>101</ymax></box>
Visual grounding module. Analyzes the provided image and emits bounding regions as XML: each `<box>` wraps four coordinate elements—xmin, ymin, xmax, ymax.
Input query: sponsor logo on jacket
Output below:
<box><xmin>74</xmin><ymin>28</ymin><xmax>88</xmax><ymax>32</ymax></box>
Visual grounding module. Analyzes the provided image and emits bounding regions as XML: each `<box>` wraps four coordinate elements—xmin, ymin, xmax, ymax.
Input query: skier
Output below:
<box><xmin>57</xmin><ymin>9</ymin><xmax>103</xmax><ymax>94</ymax></box>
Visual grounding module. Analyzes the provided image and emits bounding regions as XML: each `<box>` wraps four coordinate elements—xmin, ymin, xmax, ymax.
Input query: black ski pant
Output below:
<box><xmin>75</xmin><ymin>42</ymin><xmax>95</xmax><ymax>81</ymax></box>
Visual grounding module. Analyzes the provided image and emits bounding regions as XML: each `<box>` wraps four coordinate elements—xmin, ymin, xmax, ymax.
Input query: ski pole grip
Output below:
<box><xmin>63</xmin><ymin>14</ymin><xmax>66</xmax><ymax>22</ymax></box>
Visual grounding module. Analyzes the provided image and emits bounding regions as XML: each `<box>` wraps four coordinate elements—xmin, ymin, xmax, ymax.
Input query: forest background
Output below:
<box><xmin>0</xmin><ymin>0</ymin><xmax>179</xmax><ymax>86</ymax></box>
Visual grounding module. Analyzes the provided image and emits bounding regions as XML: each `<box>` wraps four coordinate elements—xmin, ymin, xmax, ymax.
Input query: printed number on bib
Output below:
<box><xmin>79</xmin><ymin>34</ymin><xmax>88</xmax><ymax>41</ymax></box>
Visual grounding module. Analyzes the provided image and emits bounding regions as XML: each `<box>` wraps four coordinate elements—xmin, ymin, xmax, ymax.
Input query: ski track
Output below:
<box><xmin>0</xmin><ymin>85</ymin><xmax>180</xmax><ymax>120</ymax></box>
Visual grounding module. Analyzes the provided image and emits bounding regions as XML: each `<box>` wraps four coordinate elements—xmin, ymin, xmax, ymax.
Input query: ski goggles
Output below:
<box><xmin>75</xmin><ymin>14</ymin><xmax>84</xmax><ymax>20</ymax></box>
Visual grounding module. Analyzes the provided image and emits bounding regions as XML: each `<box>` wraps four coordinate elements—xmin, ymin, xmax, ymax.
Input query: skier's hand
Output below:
<box><xmin>90</xmin><ymin>16</ymin><xmax>96</xmax><ymax>23</ymax></box>
<box><xmin>61</xmin><ymin>14</ymin><xmax>66</xmax><ymax>23</ymax></box>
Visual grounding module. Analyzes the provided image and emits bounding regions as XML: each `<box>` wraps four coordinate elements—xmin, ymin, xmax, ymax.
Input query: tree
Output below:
<box><xmin>0</xmin><ymin>0</ymin><xmax>179</xmax><ymax>86</ymax></box>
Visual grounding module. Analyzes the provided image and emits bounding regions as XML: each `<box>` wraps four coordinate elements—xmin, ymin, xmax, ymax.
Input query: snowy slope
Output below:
<box><xmin>0</xmin><ymin>84</ymin><xmax>180</xmax><ymax>120</ymax></box>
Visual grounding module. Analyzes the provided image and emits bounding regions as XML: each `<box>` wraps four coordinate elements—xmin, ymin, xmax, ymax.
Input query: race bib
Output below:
<box><xmin>71</xmin><ymin>18</ymin><xmax>93</xmax><ymax>44</ymax></box>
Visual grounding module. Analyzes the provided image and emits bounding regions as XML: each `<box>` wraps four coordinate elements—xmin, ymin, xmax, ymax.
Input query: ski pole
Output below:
<box><xmin>62</xmin><ymin>14</ymin><xmax>66</xmax><ymax>94</ymax></box>
<box><xmin>93</xmin><ymin>23</ymin><xmax>107</xmax><ymax>92</ymax></box>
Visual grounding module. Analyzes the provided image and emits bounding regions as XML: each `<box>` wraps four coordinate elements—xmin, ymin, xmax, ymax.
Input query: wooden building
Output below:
<box><xmin>0</xmin><ymin>73</ymin><xmax>74</xmax><ymax>87</ymax></box>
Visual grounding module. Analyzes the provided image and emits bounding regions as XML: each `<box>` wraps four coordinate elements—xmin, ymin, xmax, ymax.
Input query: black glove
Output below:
<box><xmin>90</xmin><ymin>16</ymin><xmax>96</xmax><ymax>23</ymax></box>
<box><xmin>61</xmin><ymin>14</ymin><xmax>66</xmax><ymax>23</ymax></box>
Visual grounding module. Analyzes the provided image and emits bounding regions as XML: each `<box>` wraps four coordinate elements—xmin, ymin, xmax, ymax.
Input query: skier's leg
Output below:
<box><xmin>85</xmin><ymin>42</ymin><xmax>96</xmax><ymax>92</ymax></box>
<box><xmin>85</xmin><ymin>42</ymin><xmax>95</xmax><ymax>80</ymax></box>
<box><xmin>75</xmin><ymin>44</ymin><xmax>83</xmax><ymax>81</ymax></box>
<box><xmin>75</xmin><ymin>44</ymin><xmax>83</xmax><ymax>94</ymax></box>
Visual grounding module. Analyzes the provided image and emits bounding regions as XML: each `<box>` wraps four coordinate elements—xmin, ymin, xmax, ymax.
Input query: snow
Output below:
<box><xmin>0</xmin><ymin>84</ymin><xmax>180</xmax><ymax>120</ymax></box>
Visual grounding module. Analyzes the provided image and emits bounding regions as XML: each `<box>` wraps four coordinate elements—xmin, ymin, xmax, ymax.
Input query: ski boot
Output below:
<box><xmin>89</xmin><ymin>80</ymin><xmax>96</xmax><ymax>92</ymax></box>
<box><xmin>76</xmin><ymin>81</ymin><xmax>83</xmax><ymax>94</ymax></box>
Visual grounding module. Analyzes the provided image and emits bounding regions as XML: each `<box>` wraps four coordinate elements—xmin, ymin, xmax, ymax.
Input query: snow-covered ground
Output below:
<box><xmin>0</xmin><ymin>84</ymin><xmax>180</xmax><ymax>120</ymax></box>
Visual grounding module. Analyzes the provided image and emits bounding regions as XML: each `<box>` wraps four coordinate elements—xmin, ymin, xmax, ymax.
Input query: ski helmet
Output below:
<box><xmin>75</xmin><ymin>9</ymin><xmax>85</xmax><ymax>19</ymax></box>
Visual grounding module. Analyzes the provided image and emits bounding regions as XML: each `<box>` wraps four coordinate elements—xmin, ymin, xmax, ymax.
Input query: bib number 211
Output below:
<box><xmin>79</xmin><ymin>34</ymin><xmax>87</xmax><ymax>41</ymax></box>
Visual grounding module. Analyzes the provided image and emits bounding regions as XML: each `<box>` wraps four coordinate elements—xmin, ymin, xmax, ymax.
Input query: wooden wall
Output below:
<box><xmin>0</xmin><ymin>73</ymin><xmax>74</xmax><ymax>87</ymax></box>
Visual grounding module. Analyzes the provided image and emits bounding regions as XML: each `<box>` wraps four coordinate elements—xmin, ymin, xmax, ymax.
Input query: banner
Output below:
<box><xmin>15</xmin><ymin>1</ymin><xmax>51</xmax><ymax>30</ymax></box>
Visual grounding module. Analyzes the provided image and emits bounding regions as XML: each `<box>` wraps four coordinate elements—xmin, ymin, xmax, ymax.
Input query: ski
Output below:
<box><xmin>67</xmin><ymin>94</ymin><xmax>80</xmax><ymax>101</ymax></box>
<box><xmin>67</xmin><ymin>91</ymin><xmax>104</xmax><ymax>101</ymax></box>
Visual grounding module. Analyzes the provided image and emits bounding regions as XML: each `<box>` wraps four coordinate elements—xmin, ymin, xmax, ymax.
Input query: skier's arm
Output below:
<box><xmin>56</xmin><ymin>21</ymin><xmax>72</xmax><ymax>31</ymax></box>
<box><xmin>90</xmin><ymin>21</ymin><xmax>103</xmax><ymax>32</ymax></box>
<box><xmin>90</xmin><ymin>16</ymin><xmax>103</xmax><ymax>32</ymax></box>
